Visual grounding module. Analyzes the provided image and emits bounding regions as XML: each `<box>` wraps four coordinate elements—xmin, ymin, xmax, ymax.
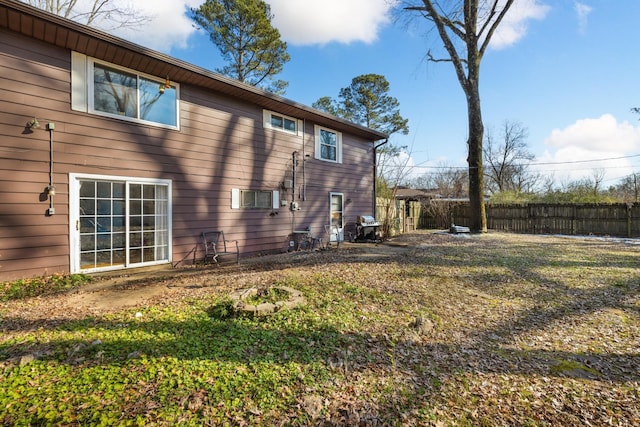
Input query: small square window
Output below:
<box><xmin>270</xmin><ymin>115</ymin><xmax>283</xmax><ymax>128</ymax></box>
<box><xmin>284</xmin><ymin>118</ymin><xmax>296</xmax><ymax>132</ymax></box>
<box><xmin>264</xmin><ymin>110</ymin><xmax>299</xmax><ymax>135</ymax></box>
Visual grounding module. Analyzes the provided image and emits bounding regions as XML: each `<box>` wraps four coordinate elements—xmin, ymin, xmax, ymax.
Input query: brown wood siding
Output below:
<box><xmin>0</xmin><ymin>27</ymin><xmax>376</xmax><ymax>281</ymax></box>
<box><xmin>1</xmin><ymin>28</ymin><xmax>72</xmax><ymax>280</ymax></box>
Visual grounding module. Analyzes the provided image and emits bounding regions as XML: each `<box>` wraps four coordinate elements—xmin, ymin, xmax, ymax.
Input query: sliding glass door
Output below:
<box><xmin>70</xmin><ymin>174</ymin><xmax>171</xmax><ymax>273</ymax></box>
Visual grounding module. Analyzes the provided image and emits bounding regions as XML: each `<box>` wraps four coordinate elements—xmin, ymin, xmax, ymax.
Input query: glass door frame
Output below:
<box><xmin>329</xmin><ymin>192</ymin><xmax>344</xmax><ymax>242</ymax></box>
<box><xmin>69</xmin><ymin>173</ymin><xmax>172</xmax><ymax>273</ymax></box>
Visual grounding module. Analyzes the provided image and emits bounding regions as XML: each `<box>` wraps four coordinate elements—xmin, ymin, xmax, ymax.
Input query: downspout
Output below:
<box><xmin>372</xmin><ymin>138</ymin><xmax>388</xmax><ymax>217</ymax></box>
<box><xmin>291</xmin><ymin>150</ymin><xmax>298</xmax><ymax>206</ymax></box>
<box><xmin>302</xmin><ymin>119</ymin><xmax>306</xmax><ymax>201</ymax></box>
<box><xmin>290</xmin><ymin>150</ymin><xmax>299</xmax><ymax>235</ymax></box>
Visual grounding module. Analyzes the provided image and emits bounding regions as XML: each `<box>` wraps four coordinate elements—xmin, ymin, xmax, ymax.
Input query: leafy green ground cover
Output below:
<box><xmin>1</xmin><ymin>273</ymin><xmax>90</xmax><ymax>301</ymax></box>
<box><xmin>1</xmin><ymin>232</ymin><xmax>638</xmax><ymax>425</ymax></box>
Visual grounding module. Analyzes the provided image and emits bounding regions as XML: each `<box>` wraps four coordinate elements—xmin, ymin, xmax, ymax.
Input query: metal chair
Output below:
<box><xmin>307</xmin><ymin>226</ymin><xmax>323</xmax><ymax>250</ymax></box>
<box><xmin>323</xmin><ymin>224</ymin><xmax>342</xmax><ymax>248</ymax></box>
<box><xmin>201</xmin><ymin>231</ymin><xmax>239</xmax><ymax>264</ymax></box>
<box><xmin>294</xmin><ymin>227</ymin><xmax>323</xmax><ymax>250</ymax></box>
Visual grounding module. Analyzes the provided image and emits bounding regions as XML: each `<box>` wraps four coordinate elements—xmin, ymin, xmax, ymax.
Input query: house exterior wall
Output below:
<box><xmin>0</xmin><ymin>26</ymin><xmax>377</xmax><ymax>281</ymax></box>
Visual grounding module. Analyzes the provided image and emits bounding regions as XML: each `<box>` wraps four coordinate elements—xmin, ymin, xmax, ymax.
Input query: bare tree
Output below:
<box><xmin>539</xmin><ymin>169</ymin><xmax>614</xmax><ymax>203</ymax></box>
<box><xmin>405</xmin><ymin>0</ymin><xmax>516</xmax><ymax>232</ymax></box>
<box><xmin>376</xmin><ymin>143</ymin><xmax>409</xmax><ymax>185</ymax></box>
<box><xmin>376</xmin><ymin>145</ymin><xmax>416</xmax><ymax>239</ymax></box>
<box><xmin>414</xmin><ymin>163</ymin><xmax>468</xmax><ymax>198</ymax></box>
<box><xmin>24</xmin><ymin>0</ymin><xmax>149</xmax><ymax>30</ymax></box>
<box><xmin>591</xmin><ymin>168</ymin><xmax>606</xmax><ymax>197</ymax></box>
<box><xmin>437</xmin><ymin>168</ymin><xmax>468</xmax><ymax>199</ymax></box>
<box><xmin>615</xmin><ymin>173</ymin><xmax>640</xmax><ymax>203</ymax></box>
<box><xmin>483</xmin><ymin>120</ymin><xmax>537</xmax><ymax>194</ymax></box>
<box><xmin>410</xmin><ymin>164</ymin><xmax>468</xmax><ymax>229</ymax></box>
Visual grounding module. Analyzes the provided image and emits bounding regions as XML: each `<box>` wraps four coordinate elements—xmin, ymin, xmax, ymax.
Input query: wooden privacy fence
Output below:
<box><xmin>442</xmin><ymin>202</ymin><xmax>640</xmax><ymax>238</ymax></box>
<box><xmin>376</xmin><ymin>197</ymin><xmax>420</xmax><ymax>238</ymax></box>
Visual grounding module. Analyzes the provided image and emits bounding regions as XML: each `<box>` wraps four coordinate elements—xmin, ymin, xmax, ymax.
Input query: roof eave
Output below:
<box><xmin>0</xmin><ymin>0</ymin><xmax>388</xmax><ymax>142</ymax></box>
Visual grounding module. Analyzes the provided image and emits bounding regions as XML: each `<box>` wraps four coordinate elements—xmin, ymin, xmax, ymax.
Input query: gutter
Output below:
<box><xmin>372</xmin><ymin>138</ymin><xmax>389</xmax><ymax>216</ymax></box>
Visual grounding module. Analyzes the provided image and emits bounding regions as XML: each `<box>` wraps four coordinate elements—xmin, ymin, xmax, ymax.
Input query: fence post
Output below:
<box><xmin>627</xmin><ymin>203</ymin><xmax>632</xmax><ymax>238</ymax></box>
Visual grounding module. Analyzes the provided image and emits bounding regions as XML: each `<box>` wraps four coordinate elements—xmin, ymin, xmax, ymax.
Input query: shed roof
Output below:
<box><xmin>394</xmin><ymin>188</ymin><xmax>437</xmax><ymax>199</ymax></box>
<box><xmin>0</xmin><ymin>0</ymin><xmax>388</xmax><ymax>142</ymax></box>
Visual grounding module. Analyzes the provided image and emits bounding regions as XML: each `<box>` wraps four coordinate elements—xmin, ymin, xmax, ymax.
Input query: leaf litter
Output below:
<box><xmin>1</xmin><ymin>231</ymin><xmax>639</xmax><ymax>425</ymax></box>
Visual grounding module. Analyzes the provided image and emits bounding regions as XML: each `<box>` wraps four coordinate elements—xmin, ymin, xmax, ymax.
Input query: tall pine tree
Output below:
<box><xmin>191</xmin><ymin>0</ymin><xmax>290</xmax><ymax>94</ymax></box>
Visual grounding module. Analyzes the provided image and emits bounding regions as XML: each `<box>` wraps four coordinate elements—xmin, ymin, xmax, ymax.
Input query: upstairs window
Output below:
<box><xmin>315</xmin><ymin>125</ymin><xmax>342</xmax><ymax>163</ymax></box>
<box><xmin>72</xmin><ymin>52</ymin><xmax>179</xmax><ymax>129</ymax></box>
<box><xmin>263</xmin><ymin>110</ymin><xmax>301</xmax><ymax>135</ymax></box>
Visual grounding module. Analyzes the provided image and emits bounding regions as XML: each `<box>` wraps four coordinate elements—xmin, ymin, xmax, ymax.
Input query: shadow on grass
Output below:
<box><xmin>1</xmin><ymin>233</ymin><xmax>639</xmax><ymax>424</ymax></box>
<box><xmin>1</xmin><ymin>299</ymin><xmax>638</xmax><ymax>382</ymax></box>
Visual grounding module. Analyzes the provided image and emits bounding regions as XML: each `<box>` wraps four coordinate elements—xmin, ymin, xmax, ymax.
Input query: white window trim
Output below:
<box><xmin>314</xmin><ymin>125</ymin><xmax>342</xmax><ymax>163</ymax></box>
<box><xmin>69</xmin><ymin>173</ymin><xmax>173</xmax><ymax>273</ymax></box>
<box><xmin>263</xmin><ymin>109</ymin><xmax>302</xmax><ymax>136</ymax></box>
<box><xmin>329</xmin><ymin>192</ymin><xmax>345</xmax><ymax>242</ymax></box>
<box><xmin>71</xmin><ymin>52</ymin><xmax>180</xmax><ymax>130</ymax></box>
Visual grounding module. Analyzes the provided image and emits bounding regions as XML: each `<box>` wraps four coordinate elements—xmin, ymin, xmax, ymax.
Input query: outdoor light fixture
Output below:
<box><xmin>159</xmin><ymin>76</ymin><xmax>171</xmax><ymax>94</ymax></box>
<box><xmin>46</xmin><ymin>185</ymin><xmax>56</xmax><ymax>196</ymax></box>
<box><xmin>27</xmin><ymin>117</ymin><xmax>40</xmax><ymax>130</ymax></box>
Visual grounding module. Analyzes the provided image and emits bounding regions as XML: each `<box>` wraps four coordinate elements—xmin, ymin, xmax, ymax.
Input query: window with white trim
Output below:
<box><xmin>315</xmin><ymin>125</ymin><xmax>342</xmax><ymax>163</ymax></box>
<box><xmin>71</xmin><ymin>52</ymin><xmax>179</xmax><ymax>129</ymax></box>
<box><xmin>263</xmin><ymin>110</ymin><xmax>301</xmax><ymax>135</ymax></box>
<box><xmin>231</xmin><ymin>189</ymin><xmax>280</xmax><ymax>209</ymax></box>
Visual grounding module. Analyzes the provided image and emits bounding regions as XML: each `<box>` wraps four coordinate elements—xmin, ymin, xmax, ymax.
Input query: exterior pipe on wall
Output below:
<box><xmin>46</xmin><ymin>122</ymin><xmax>55</xmax><ymax>215</ymax></box>
<box><xmin>302</xmin><ymin>119</ymin><xmax>307</xmax><ymax>201</ymax></box>
<box><xmin>372</xmin><ymin>139</ymin><xmax>388</xmax><ymax>217</ymax></box>
<box><xmin>291</xmin><ymin>150</ymin><xmax>298</xmax><ymax>203</ymax></box>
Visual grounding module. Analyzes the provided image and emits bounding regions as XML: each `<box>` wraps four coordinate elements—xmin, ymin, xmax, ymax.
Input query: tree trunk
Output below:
<box><xmin>466</xmin><ymin>81</ymin><xmax>487</xmax><ymax>233</ymax></box>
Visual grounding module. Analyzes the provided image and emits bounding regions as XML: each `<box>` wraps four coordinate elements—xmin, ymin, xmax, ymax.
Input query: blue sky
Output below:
<box><xmin>110</xmin><ymin>0</ymin><xmax>640</xmax><ymax>188</ymax></box>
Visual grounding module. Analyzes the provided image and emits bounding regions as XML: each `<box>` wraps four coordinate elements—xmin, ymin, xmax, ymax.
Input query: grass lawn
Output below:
<box><xmin>1</xmin><ymin>232</ymin><xmax>639</xmax><ymax>426</ymax></box>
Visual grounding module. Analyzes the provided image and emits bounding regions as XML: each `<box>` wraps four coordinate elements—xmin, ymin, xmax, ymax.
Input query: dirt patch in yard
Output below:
<box><xmin>60</xmin><ymin>238</ymin><xmax>419</xmax><ymax>313</ymax></box>
<box><xmin>4</xmin><ymin>231</ymin><xmax>638</xmax><ymax>320</ymax></box>
<box><xmin>6</xmin><ymin>230</ymin><xmax>634</xmax><ymax>316</ymax></box>
<box><xmin>3</xmin><ymin>235</ymin><xmax>421</xmax><ymax>316</ymax></box>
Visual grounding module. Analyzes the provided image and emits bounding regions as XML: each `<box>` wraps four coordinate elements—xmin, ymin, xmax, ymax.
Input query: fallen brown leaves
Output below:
<box><xmin>2</xmin><ymin>231</ymin><xmax>639</xmax><ymax>425</ymax></box>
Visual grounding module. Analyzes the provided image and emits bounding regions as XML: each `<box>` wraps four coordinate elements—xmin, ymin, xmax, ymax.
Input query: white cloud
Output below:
<box><xmin>490</xmin><ymin>0</ymin><xmax>550</xmax><ymax>50</ymax></box>
<box><xmin>266</xmin><ymin>0</ymin><xmax>397</xmax><ymax>45</ymax></box>
<box><xmin>110</xmin><ymin>0</ymin><xmax>397</xmax><ymax>51</ymax></box>
<box><xmin>574</xmin><ymin>1</ymin><xmax>592</xmax><ymax>35</ymax></box>
<box><xmin>539</xmin><ymin>114</ymin><xmax>640</xmax><ymax>182</ymax></box>
<box><xmin>546</xmin><ymin>114</ymin><xmax>640</xmax><ymax>152</ymax></box>
<box><xmin>111</xmin><ymin>0</ymin><xmax>201</xmax><ymax>52</ymax></box>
